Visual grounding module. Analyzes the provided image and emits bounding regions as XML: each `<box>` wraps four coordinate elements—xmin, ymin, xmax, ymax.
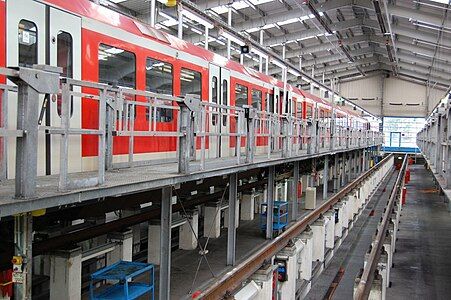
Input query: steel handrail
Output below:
<box><xmin>354</xmin><ymin>154</ymin><xmax>407</xmax><ymax>299</ymax></box>
<box><xmin>195</xmin><ymin>154</ymin><xmax>394</xmax><ymax>300</ymax></box>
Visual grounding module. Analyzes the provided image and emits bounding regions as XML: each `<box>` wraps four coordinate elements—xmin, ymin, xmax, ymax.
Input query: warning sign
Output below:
<box><xmin>12</xmin><ymin>272</ymin><xmax>24</xmax><ymax>284</ymax></box>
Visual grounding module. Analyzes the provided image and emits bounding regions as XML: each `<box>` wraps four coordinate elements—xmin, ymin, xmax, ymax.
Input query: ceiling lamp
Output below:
<box><xmin>166</xmin><ymin>0</ymin><xmax>177</xmax><ymax>7</ymax></box>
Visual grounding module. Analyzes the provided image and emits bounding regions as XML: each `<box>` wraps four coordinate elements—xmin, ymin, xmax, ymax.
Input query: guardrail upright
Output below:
<box><xmin>244</xmin><ymin>106</ymin><xmax>256</xmax><ymax>164</ymax></box>
<box><xmin>3</xmin><ymin>65</ymin><xmax>61</xmax><ymax>198</ymax></box>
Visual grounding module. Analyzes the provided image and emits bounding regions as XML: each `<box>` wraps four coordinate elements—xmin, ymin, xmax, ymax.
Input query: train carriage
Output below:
<box><xmin>0</xmin><ymin>0</ymin><xmax>377</xmax><ymax>180</ymax></box>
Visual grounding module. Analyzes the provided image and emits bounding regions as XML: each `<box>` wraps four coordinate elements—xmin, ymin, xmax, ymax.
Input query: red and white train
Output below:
<box><xmin>0</xmin><ymin>0</ymin><xmax>378</xmax><ymax>178</ymax></box>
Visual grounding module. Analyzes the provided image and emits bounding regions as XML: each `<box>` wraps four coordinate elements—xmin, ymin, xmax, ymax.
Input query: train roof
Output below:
<box><xmin>46</xmin><ymin>0</ymin><xmax>339</xmax><ymax>113</ymax></box>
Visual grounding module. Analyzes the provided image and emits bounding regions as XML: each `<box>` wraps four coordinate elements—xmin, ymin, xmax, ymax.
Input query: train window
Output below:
<box><xmin>267</xmin><ymin>93</ymin><xmax>274</xmax><ymax>113</ymax></box>
<box><xmin>306</xmin><ymin>105</ymin><xmax>313</xmax><ymax>119</ymax></box>
<box><xmin>56</xmin><ymin>32</ymin><xmax>74</xmax><ymax>118</ymax></box>
<box><xmin>181</xmin><ymin>68</ymin><xmax>202</xmax><ymax>96</ymax></box>
<box><xmin>18</xmin><ymin>20</ymin><xmax>38</xmax><ymax>67</ymax></box>
<box><xmin>146</xmin><ymin>57</ymin><xmax>173</xmax><ymax>122</ymax></box>
<box><xmin>99</xmin><ymin>44</ymin><xmax>135</xmax><ymax>120</ymax></box>
<box><xmin>251</xmin><ymin>89</ymin><xmax>262</xmax><ymax>110</ymax></box>
<box><xmin>222</xmin><ymin>79</ymin><xmax>228</xmax><ymax>126</ymax></box>
<box><xmin>235</xmin><ymin>84</ymin><xmax>248</xmax><ymax>107</ymax></box>
<box><xmin>212</xmin><ymin>76</ymin><xmax>218</xmax><ymax>103</ymax></box>
<box><xmin>98</xmin><ymin>44</ymin><xmax>135</xmax><ymax>88</ymax></box>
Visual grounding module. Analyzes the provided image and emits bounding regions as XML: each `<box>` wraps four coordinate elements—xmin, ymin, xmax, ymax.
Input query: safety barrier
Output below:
<box><xmin>0</xmin><ymin>65</ymin><xmax>383</xmax><ymax>198</ymax></box>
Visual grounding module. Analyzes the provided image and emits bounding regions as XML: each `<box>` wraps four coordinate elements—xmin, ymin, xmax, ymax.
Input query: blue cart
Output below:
<box><xmin>89</xmin><ymin>261</ymin><xmax>154</xmax><ymax>300</ymax></box>
<box><xmin>260</xmin><ymin>201</ymin><xmax>289</xmax><ymax>237</ymax></box>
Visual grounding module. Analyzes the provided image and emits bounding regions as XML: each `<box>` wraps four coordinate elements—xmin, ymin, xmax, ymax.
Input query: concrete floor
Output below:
<box><xmin>387</xmin><ymin>165</ymin><xmax>451</xmax><ymax>299</ymax></box>
<box><xmin>306</xmin><ymin>167</ymin><xmax>398</xmax><ymax>300</ymax></box>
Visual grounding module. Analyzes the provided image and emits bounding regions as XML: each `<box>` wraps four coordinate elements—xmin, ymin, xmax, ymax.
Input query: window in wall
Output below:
<box><xmin>146</xmin><ymin>57</ymin><xmax>173</xmax><ymax>122</ymax></box>
<box><xmin>56</xmin><ymin>32</ymin><xmax>74</xmax><ymax>117</ymax></box>
<box><xmin>383</xmin><ymin>117</ymin><xmax>425</xmax><ymax>149</ymax></box>
<box><xmin>18</xmin><ymin>20</ymin><xmax>38</xmax><ymax>67</ymax></box>
<box><xmin>181</xmin><ymin>68</ymin><xmax>202</xmax><ymax>96</ymax></box>
<box><xmin>235</xmin><ymin>84</ymin><xmax>248</xmax><ymax>107</ymax></box>
<box><xmin>251</xmin><ymin>89</ymin><xmax>262</xmax><ymax>110</ymax></box>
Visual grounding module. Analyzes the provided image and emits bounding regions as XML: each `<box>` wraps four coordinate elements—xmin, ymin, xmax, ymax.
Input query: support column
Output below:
<box><xmin>159</xmin><ymin>186</ymin><xmax>172</xmax><ymax>300</ymax></box>
<box><xmin>250</xmin><ymin>262</ymin><xmax>277</xmax><ymax>299</ymax></box>
<box><xmin>300</xmin><ymin>227</ymin><xmax>313</xmax><ymax>282</ymax></box>
<box><xmin>179</xmin><ymin>210</ymin><xmax>198</xmax><ymax>250</ymax></box>
<box><xmin>204</xmin><ymin>27</ymin><xmax>209</xmax><ymax>50</ymax></box>
<box><xmin>227</xmin><ymin>173</ymin><xmax>238</xmax><ymax>266</ymax></box>
<box><xmin>149</xmin><ymin>0</ymin><xmax>156</xmax><ymax>27</ymax></box>
<box><xmin>341</xmin><ymin>153</ymin><xmax>346</xmax><ymax>187</ymax></box>
<box><xmin>14</xmin><ymin>214</ymin><xmax>32</xmax><ymax>300</ymax></box>
<box><xmin>266</xmin><ymin>166</ymin><xmax>275</xmax><ymax>239</ymax></box>
<box><xmin>291</xmin><ymin>161</ymin><xmax>300</xmax><ymax>221</ymax></box>
<box><xmin>347</xmin><ymin>152</ymin><xmax>352</xmax><ymax>182</ymax></box>
<box><xmin>277</xmin><ymin>243</ymin><xmax>297</xmax><ymax>298</ymax></box>
<box><xmin>227</xmin><ymin>7</ymin><xmax>232</xmax><ymax>59</ymax></box>
<box><xmin>147</xmin><ymin>220</ymin><xmax>161</xmax><ymax>265</ymax></box>
<box><xmin>177</xmin><ymin>4</ymin><xmax>183</xmax><ymax>39</ymax></box>
<box><xmin>49</xmin><ymin>247</ymin><xmax>82</xmax><ymax>300</ymax></box>
<box><xmin>121</xmin><ymin>207</ymin><xmax>140</xmax><ymax>254</ymax></box>
<box><xmin>333</xmin><ymin>154</ymin><xmax>339</xmax><ymax>192</ymax></box>
<box><xmin>259</xmin><ymin>30</ymin><xmax>264</xmax><ymax>73</ymax></box>
<box><xmin>311</xmin><ymin>215</ymin><xmax>326</xmax><ymax>262</ymax></box>
<box><xmin>240</xmin><ymin>193</ymin><xmax>254</xmax><ymax>221</ymax></box>
<box><xmin>324</xmin><ymin>210</ymin><xmax>335</xmax><ymax>251</ymax></box>
<box><xmin>204</xmin><ymin>202</ymin><xmax>221</xmax><ymax>238</ymax></box>
<box><xmin>106</xmin><ymin>229</ymin><xmax>133</xmax><ymax>264</ymax></box>
<box><xmin>323</xmin><ymin>155</ymin><xmax>329</xmax><ymax>200</ymax></box>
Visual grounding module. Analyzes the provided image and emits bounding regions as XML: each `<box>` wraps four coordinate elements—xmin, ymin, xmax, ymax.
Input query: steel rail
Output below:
<box><xmin>196</xmin><ymin>154</ymin><xmax>394</xmax><ymax>299</ymax></box>
<box><xmin>354</xmin><ymin>154</ymin><xmax>407</xmax><ymax>299</ymax></box>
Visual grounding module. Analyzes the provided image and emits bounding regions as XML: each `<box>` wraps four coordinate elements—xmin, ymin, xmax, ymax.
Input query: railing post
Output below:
<box><xmin>178</xmin><ymin>96</ymin><xmax>199</xmax><ymax>173</ymax></box>
<box><xmin>10</xmin><ymin>65</ymin><xmax>61</xmax><ymax>198</ymax></box>
<box><xmin>105</xmin><ymin>92</ymin><xmax>116</xmax><ymax>171</ymax></box>
<box><xmin>244</xmin><ymin>106</ymin><xmax>256</xmax><ymax>164</ymax></box>
<box><xmin>282</xmin><ymin>116</ymin><xmax>289</xmax><ymax>158</ymax></box>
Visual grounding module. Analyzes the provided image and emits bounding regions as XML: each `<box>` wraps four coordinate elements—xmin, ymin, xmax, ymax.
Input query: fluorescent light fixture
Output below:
<box><xmin>159</xmin><ymin>11</ymin><xmax>177</xmax><ymax>21</ymax></box>
<box><xmin>271</xmin><ymin>58</ymin><xmax>286</xmax><ymax>69</ymax></box>
<box><xmin>249</xmin><ymin>0</ymin><xmax>274</xmax><ymax>4</ymax></box>
<box><xmin>277</xmin><ymin>18</ymin><xmax>299</xmax><ymax>26</ymax></box>
<box><xmin>220</xmin><ymin>29</ymin><xmax>246</xmax><ymax>46</ymax></box>
<box><xmin>110</xmin><ymin>0</ymin><xmax>126</xmax><ymax>3</ymax></box>
<box><xmin>182</xmin><ymin>9</ymin><xmax>214</xmax><ymax>29</ymax></box>
<box><xmin>288</xmin><ymin>69</ymin><xmax>301</xmax><ymax>76</ymax></box>
<box><xmin>190</xmin><ymin>27</ymin><xmax>203</xmax><ymax>35</ymax></box>
<box><xmin>250</xmin><ymin>47</ymin><xmax>268</xmax><ymax>58</ymax></box>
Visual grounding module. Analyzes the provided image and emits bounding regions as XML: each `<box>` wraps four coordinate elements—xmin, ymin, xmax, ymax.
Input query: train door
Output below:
<box><xmin>48</xmin><ymin>7</ymin><xmax>82</xmax><ymax>174</ymax></box>
<box><xmin>272</xmin><ymin>87</ymin><xmax>279</xmax><ymax>151</ymax></box>
<box><xmin>219</xmin><ymin>68</ymin><xmax>230</xmax><ymax>157</ymax></box>
<box><xmin>208</xmin><ymin>64</ymin><xmax>220</xmax><ymax>158</ymax></box>
<box><xmin>7</xmin><ymin>1</ymin><xmax>82</xmax><ymax>178</ymax></box>
<box><xmin>208</xmin><ymin>64</ymin><xmax>230</xmax><ymax>158</ymax></box>
<box><xmin>6</xmin><ymin>0</ymin><xmax>46</xmax><ymax>178</ymax></box>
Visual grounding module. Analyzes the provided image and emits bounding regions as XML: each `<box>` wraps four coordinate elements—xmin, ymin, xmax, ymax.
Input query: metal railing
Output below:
<box><xmin>354</xmin><ymin>155</ymin><xmax>407</xmax><ymax>299</ymax></box>
<box><xmin>0</xmin><ymin>65</ymin><xmax>383</xmax><ymax>198</ymax></box>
